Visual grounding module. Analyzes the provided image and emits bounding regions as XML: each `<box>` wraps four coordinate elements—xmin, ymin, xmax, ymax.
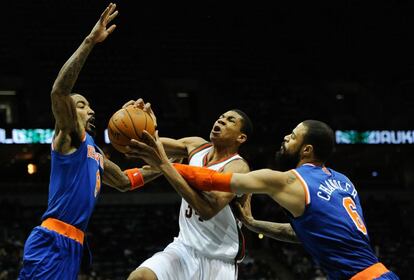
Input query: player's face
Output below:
<box><xmin>210</xmin><ymin>111</ymin><xmax>245</xmax><ymax>145</ymax></box>
<box><xmin>274</xmin><ymin>123</ymin><xmax>307</xmax><ymax>170</ymax></box>
<box><xmin>71</xmin><ymin>94</ymin><xmax>96</xmax><ymax>136</ymax></box>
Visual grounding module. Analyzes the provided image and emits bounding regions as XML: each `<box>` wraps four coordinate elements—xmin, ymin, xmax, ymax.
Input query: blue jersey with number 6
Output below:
<box><xmin>289</xmin><ymin>163</ymin><xmax>378</xmax><ymax>279</ymax></box>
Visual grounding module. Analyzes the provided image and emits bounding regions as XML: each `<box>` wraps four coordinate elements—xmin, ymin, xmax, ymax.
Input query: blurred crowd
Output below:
<box><xmin>0</xmin><ymin>193</ymin><xmax>412</xmax><ymax>280</ymax></box>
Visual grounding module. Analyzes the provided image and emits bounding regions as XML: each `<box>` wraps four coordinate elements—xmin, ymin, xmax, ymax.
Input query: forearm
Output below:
<box><xmin>245</xmin><ymin>219</ymin><xmax>300</xmax><ymax>243</ymax></box>
<box><xmin>52</xmin><ymin>37</ymin><xmax>95</xmax><ymax>95</ymax></box>
<box><xmin>160</xmin><ymin>162</ymin><xmax>215</xmax><ymax>219</ymax></box>
<box><xmin>139</xmin><ymin>167</ymin><xmax>162</xmax><ymax>184</ymax></box>
<box><xmin>104</xmin><ymin>158</ymin><xmax>161</xmax><ymax>192</ymax></box>
<box><xmin>172</xmin><ymin>163</ymin><xmax>233</xmax><ymax>192</ymax></box>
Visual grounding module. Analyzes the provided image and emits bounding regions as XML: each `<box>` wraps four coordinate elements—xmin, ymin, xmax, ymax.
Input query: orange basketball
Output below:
<box><xmin>107</xmin><ymin>106</ymin><xmax>156</xmax><ymax>153</ymax></box>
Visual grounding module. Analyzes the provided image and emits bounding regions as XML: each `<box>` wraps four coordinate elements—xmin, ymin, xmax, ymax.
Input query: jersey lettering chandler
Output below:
<box><xmin>177</xmin><ymin>144</ymin><xmax>242</xmax><ymax>261</ymax></box>
<box><xmin>289</xmin><ymin>163</ymin><xmax>378</xmax><ymax>279</ymax></box>
<box><xmin>42</xmin><ymin>133</ymin><xmax>104</xmax><ymax>232</ymax></box>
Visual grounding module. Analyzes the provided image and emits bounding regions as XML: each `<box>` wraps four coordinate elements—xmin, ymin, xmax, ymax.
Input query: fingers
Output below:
<box><xmin>122</xmin><ymin>100</ymin><xmax>135</xmax><ymax>109</ymax></box>
<box><xmin>142</xmin><ymin>130</ymin><xmax>156</xmax><ymax>147</ymax></box>
<box><xmin>107</xmin><ymin>24</ymin><xmax>117</xmax><ymax>35</ymax></box>
<box><xmin>101</xmin><ymin>3</ymin><xmax>114</xmax><ymax>20</ymax></box>
<box><xmin>135</xmin><ymin>98</ymin><xmax>145</xmax><ymax>109</ymax></box>
<box><xmin>108</xmin><ymin>3</ymin><xmax>117</xmax><ymax>16</ymax></box>
<box><xmin>143</xmin><ymin>102</ymin><xmax>151</xmax><ymax>112</ymax></box>
<box><xmin>107</xmin><ymin>10</ymin><xmax>119</xmax><ymax>24</ymax></box>
<box><xmin>101</xmin><ymin>5</ymin><xmax>110</xmax><ymax>18</ymax></box>
<box><xmin>129</xmin><ymin>138</ymin><xmax>147</xmax><ymax>148</ymax></box>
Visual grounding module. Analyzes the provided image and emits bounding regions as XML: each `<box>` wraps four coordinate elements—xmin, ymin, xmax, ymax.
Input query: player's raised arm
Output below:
<box><xmin>51</xmin><ymin>3</ymin><xmax>118</xmax><ymax>150</ymax></box>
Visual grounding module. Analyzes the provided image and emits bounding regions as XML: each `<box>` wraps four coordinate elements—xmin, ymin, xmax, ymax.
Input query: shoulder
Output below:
<box><xmin>186</xmin><ymin>139</ymin><xmax>211</xmax><ymax>158</ymax></box>
<box><xmin>180</xmin><ymin>137</ymin><xmax>209</xmax><ymax>150</ymax></box>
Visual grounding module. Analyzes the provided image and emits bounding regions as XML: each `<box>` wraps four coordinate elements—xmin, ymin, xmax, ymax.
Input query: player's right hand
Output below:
<box><xmin>233</xmin><ymin>194</ymin><xmax>254</xmax><ymax>226</ymax></box>
<box><xmin>88</xmin><ymin>3</ymin><xmax>118</xmax><ymax>44</ymax></box>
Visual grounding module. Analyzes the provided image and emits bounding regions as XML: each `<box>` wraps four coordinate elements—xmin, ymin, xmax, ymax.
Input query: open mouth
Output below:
<box><xmin>212</xmin><ymin>125</ymin><xmax>221</xmax><ymax>134</ymax></box>
<box><xmin>87</xmin><ymin>117</ymin><xmax>96</xmax><ymax>130</ymax></box>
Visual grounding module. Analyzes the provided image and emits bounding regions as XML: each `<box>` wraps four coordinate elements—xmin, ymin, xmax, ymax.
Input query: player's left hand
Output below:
<box><xmin>125</xmin><ymin>130</ymin><xmax>168</xmax><ymax>169</ymax></box>
<box><xmin>233</xmin><ymin>194</ymin><xmax>254</xmax><ymax>226</ymax></box>
<box><xmin>88</xmin><ymin>3</ymin><xmax>118</xmax><ymax>44</ymax></box>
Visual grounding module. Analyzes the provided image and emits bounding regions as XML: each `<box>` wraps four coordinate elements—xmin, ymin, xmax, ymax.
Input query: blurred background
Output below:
<box><xmin>1</xmin><ymin>1</ymin><xmax>413</xmax><ymax>279</ymax></box>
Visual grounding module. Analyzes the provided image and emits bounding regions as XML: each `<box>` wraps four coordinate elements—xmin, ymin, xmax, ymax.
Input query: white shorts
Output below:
<box><xmin>137</xmin><ymin>238</ymin><xmax>237</xmax><ymax>280</ymax></box>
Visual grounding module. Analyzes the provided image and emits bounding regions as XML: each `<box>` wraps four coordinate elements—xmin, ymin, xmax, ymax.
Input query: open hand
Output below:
<box><xmin>125</xmin><ymin>130</ymin><xmax>168</xmax><ymax>168</ymax></box>
<box><xmin>88</xmin><ymin>3</ymin><xmax>118</xmax><ymax>44</ymax></box>
<box><xmin>233</xmin><ymin>194</ymin><xmax>254</xmax><ymax>225</ymax></box>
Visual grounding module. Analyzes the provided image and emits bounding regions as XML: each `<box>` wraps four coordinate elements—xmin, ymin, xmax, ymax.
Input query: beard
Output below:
<box><xmin>273</xmin><ymin>144</ymin><xmax>300</xmax><ymax>171</ymax></box>
<box><xmin>86</xmin><ymin>117</ymin><xmax>96</xmax><ymax>138</ymax></box>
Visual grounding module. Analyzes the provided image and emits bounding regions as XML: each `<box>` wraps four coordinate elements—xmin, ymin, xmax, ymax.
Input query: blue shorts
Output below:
<box><xmin>375</xmin><ymin>271</ymin><xmax>400</xmax><ymax>280</ymax></box>
<box><xmin>19</xmin><ymin>226</ymin><xmax>83</xmax><ymax>280</ymax></box>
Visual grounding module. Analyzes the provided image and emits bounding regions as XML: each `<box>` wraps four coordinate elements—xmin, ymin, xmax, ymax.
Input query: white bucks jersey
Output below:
<box><xmin>177</xmin><ymin>144</ymin><xmax>244</xmax><ymax>261</ymax></box>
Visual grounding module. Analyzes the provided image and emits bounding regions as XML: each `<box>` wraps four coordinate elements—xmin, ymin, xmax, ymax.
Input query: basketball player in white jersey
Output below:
<box><xmin>125</xmin><ymin>99</ymin><xmax>253</xmax><ymax>280</ymax></box>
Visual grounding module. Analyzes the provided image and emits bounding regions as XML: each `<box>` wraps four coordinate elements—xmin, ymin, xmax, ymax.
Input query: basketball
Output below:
<box><xmin>107</xmin><ymin>105</ymin><xmax>156</xmax><ymax>153</ymax></box>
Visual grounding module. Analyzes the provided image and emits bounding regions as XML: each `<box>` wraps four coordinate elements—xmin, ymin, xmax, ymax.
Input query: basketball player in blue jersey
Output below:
<box><xmin>133</xmin><ymin>120</ymin><xmax>399</xmax><ymax>280</ymax></box>
<box><xmin>19</xmin><ymin>4</ymin><xmax>161</xmax><ymax>279</ymax></box>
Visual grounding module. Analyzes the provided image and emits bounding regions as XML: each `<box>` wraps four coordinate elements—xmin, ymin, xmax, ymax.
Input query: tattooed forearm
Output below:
<box><xmin>52</xmin><ymin>37</ymin><xmax>95</xmax><ymax>95</ymax></box>
<box><xmin>246</xmin><ymin>220</ymin><xmax>300</xmax><ymax>243</ymax></box>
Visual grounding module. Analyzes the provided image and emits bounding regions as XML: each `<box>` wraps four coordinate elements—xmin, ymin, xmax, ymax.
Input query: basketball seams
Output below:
<box><xmin>108</xmin><ymin>107</ymin><xmax>155</xmax><ymax>153</ymax></box>
<box><xmin>109</xmin><ymin>117</ymin><xmax>131</xmax><ymax>144</ymax></box>
<box><xmin>125</xmin><ymin>108</ymin><xmax>141</xmax><ymax>139</ymax></box>
<box><xmin>143</xmin><ymin>112</ymin><xmax>148</xmax><ymax>132</ymax></box>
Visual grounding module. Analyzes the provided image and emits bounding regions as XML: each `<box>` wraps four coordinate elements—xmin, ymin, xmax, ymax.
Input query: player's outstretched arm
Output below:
<box><xmin>52</xmin><ymin>3</ymin><xmax>118</xmax><ymax>151</ymax></box>
<box><xmin>233</xmin><ymin>194</ymin><xmax>299</xmax><ymax>243</ymax></box>
<box><xmin>173</xmin><ymin>164</ymin><xmax>306</xmax><ymax>217</ymax></box>
<box><xmin>102</xmin><ymin>158</ymin><xmax>162</xmax><ymax>192</ymax></box>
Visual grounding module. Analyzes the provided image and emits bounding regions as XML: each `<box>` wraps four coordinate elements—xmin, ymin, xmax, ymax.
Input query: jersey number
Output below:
<box><xmin>185</xmin><ymin>205</ymin><xmax>204</xmax><ymax>222</ymax></box>
<box><xmin>342</xmin><ymin>197</ymin><xmax>367</xmax><ymax>235</ymax></box>
<box><xmin>94</xmin><ymin>170</ymin><xmax>101</xmax><ymax>198</ymax></box>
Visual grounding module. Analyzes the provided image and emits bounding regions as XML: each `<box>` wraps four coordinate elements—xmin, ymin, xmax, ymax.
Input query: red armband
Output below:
<box><xmin>172</xmin><ymin>163</ymin><xmax>233</xmax><ymax>193</ymax></box>
<box><xmin>124</xmin><ymin>168</ymin><xmax>144</xmax><ymax>190</ymax></box>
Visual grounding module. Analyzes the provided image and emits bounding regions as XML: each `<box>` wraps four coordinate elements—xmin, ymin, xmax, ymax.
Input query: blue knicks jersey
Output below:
<box><xmin>290</xmin><ymin>164</ymin><xmax>378</xmax><ymax>279</ymax></box>
<box><xmin>42</xmin><ymin>133</ymin><xmax>104</xmax><ymax>232</ymax></box>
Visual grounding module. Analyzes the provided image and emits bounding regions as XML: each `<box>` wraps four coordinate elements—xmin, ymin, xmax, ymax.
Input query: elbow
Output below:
<box><xmin>51</xmin><ymin>85</ymin><xmax>63</xmax><ymax>97</ymax></box>
<box><xmin>187</xmin><ymin>204</ymin><xmax>216</xmax><ymax>220</ymax></box>
<box><xmin>117</xmin><ymin>185</ymin><xmax>130</xmax><ymax>192</ymax></box>
<box><xmin>117</xmin><ymin>181</ymin><xmax>132</xmax><ymax>192</ymax></box>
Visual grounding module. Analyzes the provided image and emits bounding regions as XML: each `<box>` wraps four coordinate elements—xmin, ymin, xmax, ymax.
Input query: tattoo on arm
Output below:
<box><xmin>286</xmin><ymin>174</ymin><xmax>296</xmax><ymax>185</ymax></box>
<box><xmin>53</xmin><ymin>38</ymin><xmax>95</xmax><ymax>95</ymax></box>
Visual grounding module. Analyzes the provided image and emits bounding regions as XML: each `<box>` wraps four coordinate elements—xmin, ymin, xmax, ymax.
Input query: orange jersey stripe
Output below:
<box><xmin>291</xmin><ymin>169</ymin><xmax>311</xmax><ymax>205</ymax></box>
<box><xmin>188</xmin><ymin>143</ymin><xmax>212</xmax><ymax>161</ymax></box>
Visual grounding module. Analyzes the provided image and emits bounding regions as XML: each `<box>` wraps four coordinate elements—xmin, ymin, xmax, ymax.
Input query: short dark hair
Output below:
<box><xmin>231</xmin><ymin>109</ymin><xmax>253</xmax><ymax>139</ymax></box>
<box><xmin>302</xmin><ymin>120</ymin><xmax>335</xmax><ymax>162</ymax></box>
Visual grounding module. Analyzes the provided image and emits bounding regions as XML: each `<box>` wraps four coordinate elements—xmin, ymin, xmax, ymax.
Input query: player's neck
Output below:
<box><xmin>208</xmin><ymin>145</ymin><xmax>238</xmax><ymax>163</ymax></box>
<box><xmin>297</xmin><ymin>159</ymin><xmax>324</xmax><ymax>168</ymax></box>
